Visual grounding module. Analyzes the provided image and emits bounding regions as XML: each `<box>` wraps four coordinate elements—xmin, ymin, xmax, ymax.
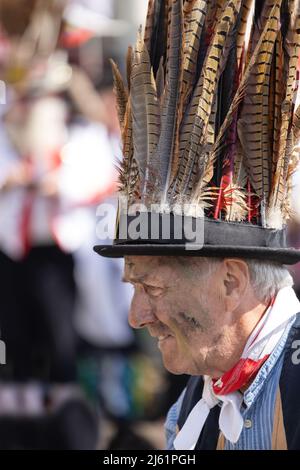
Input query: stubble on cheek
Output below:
<box><xmin>168</xmin><ymin>309</ymin><xmax>209</xmax><ymax>351</ymax></box>
<box><xmin>177</xmin><ymin>311</ymin><xmax>205</xmax><ymax>333</ymax></box>
<box><xmin>172</xmin><ymin>296</ymin><xmax>213</xmax><ymax>333</ymax></box>
<box><xmin>167</xmin><ymin>311</ymin><xmax>210</xmax><ymax>375</ymax></box>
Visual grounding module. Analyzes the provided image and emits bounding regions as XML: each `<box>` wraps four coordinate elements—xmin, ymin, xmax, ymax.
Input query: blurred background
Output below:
<box><xmin>0</xmin><ymin>0</ymin><xmax>300</xmax><ymax>451</ymax></box>
<box><xmin>0</xmin><ymin>0</ymin><xmax>190</xmax><ymax>450</ymax></box>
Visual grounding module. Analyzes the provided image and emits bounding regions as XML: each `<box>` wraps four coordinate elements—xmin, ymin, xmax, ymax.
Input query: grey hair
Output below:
<box><xmin>180</xmin><ymin>257</ymin><xmax>294</xmax><ymax>303</ymax></box>
<box><xmin>245</xmin><ymin>260</ymin><xmax>294</xmax><ymax>303</ymax></box>
<box><xmin>206</xmin><ymin>258</ymin><xmax>294</xmax><ymax>303</ymax></box>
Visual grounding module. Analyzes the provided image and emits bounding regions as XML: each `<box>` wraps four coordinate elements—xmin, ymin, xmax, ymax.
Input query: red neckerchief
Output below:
<box><xmin>212</xmin><ymin>298</ymin><xmax>275</xmax><ymax>395</ymax></box>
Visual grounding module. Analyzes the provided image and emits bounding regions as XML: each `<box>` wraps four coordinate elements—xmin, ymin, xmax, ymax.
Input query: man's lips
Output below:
<box><xmin>157</xmin><ymin>334</ymin><xmax>172</xmax><ymax>341</ymax></box>
<box><xmin>157</xmin><ymin>335</ymin><xmax>174</xmax><ymax>349</ymax></box>
<box><xmin>148</xmin><ymin>329</ymin><xmax>174</xmax><ymax>340</ymax></box>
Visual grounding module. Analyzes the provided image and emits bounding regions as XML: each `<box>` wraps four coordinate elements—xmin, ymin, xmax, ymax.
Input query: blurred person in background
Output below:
<box><xmin>0</xmin><ymin>0</ymin><xmax>98</xmax><ymax>449</ymax></box>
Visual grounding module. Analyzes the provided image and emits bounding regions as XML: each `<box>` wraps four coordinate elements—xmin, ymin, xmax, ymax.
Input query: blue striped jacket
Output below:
<box><xmin>165</xmin><ymin>314</ymin><xmax>300</xmax><ymax>450</ymax></box>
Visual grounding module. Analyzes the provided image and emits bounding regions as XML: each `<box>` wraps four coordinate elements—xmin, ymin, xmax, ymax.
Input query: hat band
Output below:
<box><xmin>114</xmin><ymin>214</ymin><xmax>286</xmax><ymax>249</ymax></box>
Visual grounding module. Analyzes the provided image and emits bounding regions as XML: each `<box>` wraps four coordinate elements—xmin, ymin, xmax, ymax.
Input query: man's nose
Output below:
<box><xmin>128</xmin><ymin>287</ymin><xmax>156</xmax><ymax>329</ymax></box>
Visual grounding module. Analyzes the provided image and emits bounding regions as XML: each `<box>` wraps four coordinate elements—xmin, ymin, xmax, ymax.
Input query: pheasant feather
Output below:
<box><xmin>110</xmin><ymin>59</ymin><xmax>128</xmax><ymax>132</ymax></box>
<box><xmin>237</xmin><ymin>0</ymin><xmax>281</xmax><ymax>216</ymax></box>
<box><xmin>268</xmin><ymin>0</ymin><xmax>300</xmax><ymax>228</ymax></box>
<box><xmin>130</xmin><ymin>32</ymin><xmax>160</xmax><ymax>197</ymax></box>
<box><xmin>173</xmin><ymin>0</ymin><xmax>243</xmax><ymax>199</ymax></box>
<box><xmin>153</xmin><ymin>0</ymin><xmax>183</xmax><ymax>202</ymax></box>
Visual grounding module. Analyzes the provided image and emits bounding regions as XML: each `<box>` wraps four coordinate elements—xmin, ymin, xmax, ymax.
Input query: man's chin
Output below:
<box><xmin>160</xmin><ymin>353</ymin><xmax>187</xmax><ymax>375</ymax></box>
<box><xmin>156</xmin><ymin>337</ymin><xmax>184</xmax><ymax>373</ymax></box>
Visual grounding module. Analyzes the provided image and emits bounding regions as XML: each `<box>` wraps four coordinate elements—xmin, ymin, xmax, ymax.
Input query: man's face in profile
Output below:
<box><xmin>123</xmin><ymin>255</ymin><xmax>228</xmax><ymax>376</ymax></box>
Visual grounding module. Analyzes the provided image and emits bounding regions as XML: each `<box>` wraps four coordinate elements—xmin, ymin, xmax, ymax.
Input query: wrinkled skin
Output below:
<box><xmin>123</xmin><ymin>256</ymin><xmax>267</xmax><ymax>377</ymax></box>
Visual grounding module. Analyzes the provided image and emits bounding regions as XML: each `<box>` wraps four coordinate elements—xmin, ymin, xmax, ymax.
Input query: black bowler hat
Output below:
<box><xmin>95</xmin><ymin>214</ymin><xmax>300</xmax><ymax>264</ymax></box>
<box><xmin>95</xmin><ymin>0</ymin><xmax>300</xmax><ymax>265</ymax></box>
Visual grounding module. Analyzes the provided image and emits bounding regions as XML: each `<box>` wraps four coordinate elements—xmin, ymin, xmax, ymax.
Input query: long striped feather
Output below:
<box><xmin>118</xmin><ymin>101</ymin><xmax>134</xmax><ymax>196</ymax></box>
<box><xmin>236</xmin><ymin>0</ymin><xmax>254</xmax><ymax>72</ymax></box>
<box><xmin>152</xmin><ymin>0</ymin><xmax>183</xmax><ymax>202</ymax></box>
<box><xmin>126</xmin><ymin>46</ymin><xmax>133</xmax><ymax>92</ymax></box>
<box><xmin>182</xmin><ymin>0</ymin><xmax>208</xmax><ymax>97</ymax></box>
<box><xmin>169</xmin><ymin>0</ymin><xmax>208</xmax><ymax>185</ymax></box>
<box><xmin>270</xmin><ymin>33</ymin><xmax>285</xmax><ymax>171</ymax></box>
<box><xmin>144</xmin><ymin>0</ymin><xmax>156</xmax><ymax>51</ymax></box>
<box><xmin>149</xmin><ymin>0</ymin><xmax>170</xmax><ymax>76</ymax></box>
<box><xmin>237</xmin><ymin>0</ymin><xmax>281</xmax><ymax>222</ymax></box>
<box><xmin>156</xmin><ymin>56</ymin><xmax>165</xmax><ymax>102</ymax></box>
<box><xmin>110</xmin><ymin>59</ymin><xmax>128</xmax><ymax>132</ymax></box>
<box><xmin>192</xmin><ymin>0</ymin><xmax>283</xmax><ymax>204</ymax></box>
<box><xmin>130</xmin><ymin>32</ymin><xmax>160</xmax><ymax>196</ymax></box>
<box><xmin>173</xmin><ymin>0</ymin><xmax>243</xmax><ymax>199</ymax></box>
<box><xmin>267</xmin><ymin>0</ymin><xmax>300</xmax><ymax>228</ymax></box>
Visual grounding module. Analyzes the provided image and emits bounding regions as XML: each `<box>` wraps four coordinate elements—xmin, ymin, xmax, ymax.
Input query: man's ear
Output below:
<box><xmin>222</xmin><ymin>259</ymin><xmax>250</xmax><ymax>311</ymax></box>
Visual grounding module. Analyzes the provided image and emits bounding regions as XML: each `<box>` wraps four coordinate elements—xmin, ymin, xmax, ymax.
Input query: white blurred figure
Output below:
<box><xmin>59</xmin><ymin>0</ymin><xmax>134</xmax><ymax>351</ymax></box>
<box><xmin>57</xmin><ymin>116</ymin><xmax>134</xmax><ymax>349</ymax></box>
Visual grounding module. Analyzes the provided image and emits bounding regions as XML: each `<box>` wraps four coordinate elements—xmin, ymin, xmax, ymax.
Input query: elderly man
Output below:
<box><xmin>95</xmin><ymin>0</ymin><xmax>300</xmax><ymax>450</ymax></box>
<box><xmin>122</xmin><ymin>255</ymin><xmax>300</xmax><ymax>449</ymax></box>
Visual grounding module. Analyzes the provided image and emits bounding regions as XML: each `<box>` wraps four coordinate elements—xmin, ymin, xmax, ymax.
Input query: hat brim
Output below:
<box><xmin>94</xmin><ymin>244</ymin><xmax>300</xmax><ymax>265</ymax></box>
